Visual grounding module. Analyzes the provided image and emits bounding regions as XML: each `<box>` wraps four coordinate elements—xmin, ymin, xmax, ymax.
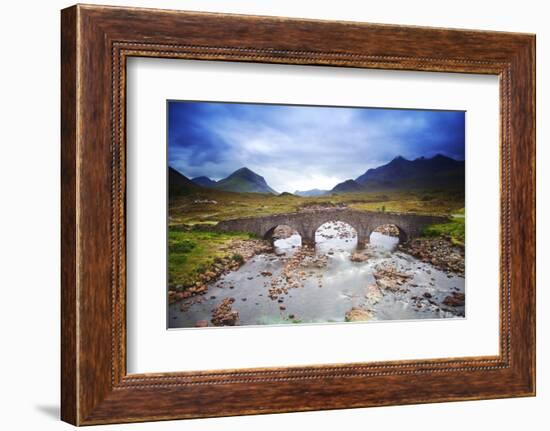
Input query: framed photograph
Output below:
<box><xmin>61</xmin><ymin>4</ymin><xmax>535</xmax><ymax>425</ymax></box>
<box><xmin>165</xmin><ymin>100</ymin><xmax>466</xmax><ymax>329</ymax></box>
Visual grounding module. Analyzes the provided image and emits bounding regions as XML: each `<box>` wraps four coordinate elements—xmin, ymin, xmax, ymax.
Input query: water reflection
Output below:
<box><xmin>370</xmin><ymin>231</ymin><xmax>399</xmax><ymax>252</ymax></box>
<box><xmin>315</xmin><ymin>221</ymin><xmax>357</xmax><ymax>254</ymax></box>
<box><xmin>274</xmin><ymin>234</ymin><xmax>301</xmax><ymax>255</ymax></box>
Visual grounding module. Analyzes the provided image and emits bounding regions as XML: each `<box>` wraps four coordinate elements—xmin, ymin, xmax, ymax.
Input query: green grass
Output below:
<box><xmin>168</xmin><ymin>229</ymin><xmax>253</xmax><ymax>288</ymax></box>
<box><xmin>348</xmin><ymin>190</ymin><xmax>464</xmax><ymax>215</ymax></box>
<box><xmin>422</xmin><ymin>214</ymin><xmax>465</xmax><ymax>246</ymax></box>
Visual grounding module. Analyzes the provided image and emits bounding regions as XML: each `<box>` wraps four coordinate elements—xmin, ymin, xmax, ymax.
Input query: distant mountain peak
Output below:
<box><xmin>191</xmin><ymin>176</ymin><xmax>217</xmax><ymax>188</ymax></box>
<box><xmin>213</xmin><ymin>167</ymin><xmax>277</xmax><ymax>194</ymax></box>
<box><xmin>294</xmin><ymin>188</ymin><xmax>329</xmax><ymax>197</ymax></box>
<box><xmin>226</xmin><ymin>167</ymin><xmax>260</xmax><ymax>180</ymax></box>
<box><xmin>233</xmin><ymin>167</ymin><xmax>253</xmax><ymax>174</ymax></box>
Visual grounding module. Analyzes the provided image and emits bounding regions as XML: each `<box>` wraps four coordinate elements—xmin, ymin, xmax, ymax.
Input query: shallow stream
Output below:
<box><xmin>169</xmin><ymin>222</ymin><xmax>465</xmax><ymax>328</ymax></box>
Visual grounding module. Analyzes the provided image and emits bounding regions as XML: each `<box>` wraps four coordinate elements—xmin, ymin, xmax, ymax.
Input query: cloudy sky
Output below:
<box><xmin>168</xmin><ymin>101</ymin><xmax>465</xmax><ymax>193</ymax></box>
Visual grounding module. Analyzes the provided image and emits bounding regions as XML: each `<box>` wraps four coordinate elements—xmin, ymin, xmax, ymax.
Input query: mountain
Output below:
<box><xmin>332</xmin><ymin>154</ymin><xmax>464</xmax><ymax>193</ymax></box>
<box><xmin>169</xmin><ymin>167</ymin><xmax>202</xmax><ymax>196</ymax></box>
<box><xmin>192</xmin><ymin>176</ymin><xmax>217</xmax><ymax>188</ymax></box>
<box><xmin>331</xmin><ymin>179</ymin><xmax>363</xmax><ymax>194</ymax></box>
<box><xmin>356</xmin><ymin>154</ymin><xmax>463</xmax><ymax>185</ymax></box>
<box><xmin>213</xmin><ymin>167</ymin><xmax>277</xmax><ymax>194</ymax></box>
<box><xmin>294</xmin><ymin>189</ymin><xmax>329</xmax><ymax>197</ymax></box>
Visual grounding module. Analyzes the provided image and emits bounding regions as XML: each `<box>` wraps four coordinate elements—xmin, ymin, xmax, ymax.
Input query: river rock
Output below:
<box><xmin>211</xmin><ymin>298</ymin><xmax>239</xmax><ymax>326</ymax></box>
<box><xmin>373</xmin><ymin>264</ymin><xmax>412</xmax><ymax>292</ymax></box>
<box><xmin>195</xmin><ymin>320</ymin><xmax>208</xmax><ymax>328</ymax></box>
<box><xmin>350</xmin><ymin>252</ymin><xmax>370</xmax><ymax>262</ymax></box>
<box><xmin>442</xmin><ymin>292</ymin><xmax>465</xmax><ymax>307</ymax></box>
<box><xmin>196</xmin><ymin>285</ymin><xmax>207</xmax><ymax>294</ymax></box>
<box><xmin>345</xmin><ymin>308</ymin><xmax>373</xmax><ymax>322</ymax></box>
<box><xmin>365</xmin><ymin>283</ymin><xmax>384</xmax><ymax>305</ymax></box>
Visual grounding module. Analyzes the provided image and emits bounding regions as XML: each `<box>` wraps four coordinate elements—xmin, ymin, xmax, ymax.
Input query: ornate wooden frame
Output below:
<box><xmin>61</xmin><ymin>4</ymin><xmax>536</xmax><ymax>425</ymax></box>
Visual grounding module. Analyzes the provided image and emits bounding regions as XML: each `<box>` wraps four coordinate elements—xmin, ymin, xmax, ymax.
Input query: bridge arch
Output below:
<box><xmin>313</xmin><ymin>220</ymin><xmax>358</xmax><ymax>248</ymax></box>
<box><xmin>309</xmin><ymin>218</ymin><xmax>363</xmax><ymax>246</ymax></box>
<box><xmin>369</xmin><ymin>223</ymin><xmax>408</xmax><ymax>244</ymax></box>
<box><xmin>263</xmin><ymin>224</ymin><xmax>301</xmax><ymax>242</ymax></box>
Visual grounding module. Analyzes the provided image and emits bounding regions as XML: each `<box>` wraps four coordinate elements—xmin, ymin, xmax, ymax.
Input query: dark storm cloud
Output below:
<box><xmin>168</xmin><ymin>101</ymin><xmax>465</xmax><ymax>193</ymax></box>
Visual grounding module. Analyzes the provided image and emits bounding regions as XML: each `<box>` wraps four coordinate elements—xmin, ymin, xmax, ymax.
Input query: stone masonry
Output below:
<box><xmin>215</xmin><ymin>208</ymin><xmax>449</xmax><ymax>248</ymax></box>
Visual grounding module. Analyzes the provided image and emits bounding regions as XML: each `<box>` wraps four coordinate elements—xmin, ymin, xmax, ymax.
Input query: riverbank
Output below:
<box><xmin>398</xmin><ymin>237</ymin><xmax>465</xmax><ymax>276</ymax></box>
<box><xmin>168</xmin><ymin>229</ymin><xmax>272</xmax><ymax>304</ymax></box>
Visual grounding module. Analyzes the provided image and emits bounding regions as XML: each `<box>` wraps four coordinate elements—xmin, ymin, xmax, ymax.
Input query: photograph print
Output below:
<box><xmin>167</xmin><ymin>101</ymin><xmax>465</xmax><ymax>329</ymax></box>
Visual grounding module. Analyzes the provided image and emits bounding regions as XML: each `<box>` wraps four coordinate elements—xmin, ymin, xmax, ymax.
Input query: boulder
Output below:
<box><xmin>442</xmin><ymin>292</ymin><xmax>465</xmax><ymax>307</ymax></box>
<box><xmin>345</xmin><ymin>308</ymin><xmax>373</xmax><ymax>322</ymax></box>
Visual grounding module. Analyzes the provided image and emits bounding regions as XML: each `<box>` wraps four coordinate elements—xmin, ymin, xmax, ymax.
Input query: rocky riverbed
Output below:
<box><xmin>168</xmin><ymin>221</ymin><xmax>465</xmax><ymax>328</ymax></box>
<box><xmin>399</xmin><ymin>237</ymin><xmax>465</xmax><ymax>276</ymax></box>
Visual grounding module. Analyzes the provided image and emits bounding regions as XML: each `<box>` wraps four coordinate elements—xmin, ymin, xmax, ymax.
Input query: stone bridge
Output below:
<box><xmin>215</xmin><ymin>208</ymin><xmax>449</xmax><ymax>248</ymax></box>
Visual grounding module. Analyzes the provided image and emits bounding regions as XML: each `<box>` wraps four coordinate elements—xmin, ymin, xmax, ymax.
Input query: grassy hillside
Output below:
<box><xmin>169</xmin><ymin>187</ymin><xmax>464</xmax><ymax>226</ymax></box>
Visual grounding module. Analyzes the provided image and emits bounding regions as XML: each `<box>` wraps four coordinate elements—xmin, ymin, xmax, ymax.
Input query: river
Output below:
<box><xmin>169</xmin><ymin>222</ymin><xmax>465</xmax><ymax>328</ymax></box>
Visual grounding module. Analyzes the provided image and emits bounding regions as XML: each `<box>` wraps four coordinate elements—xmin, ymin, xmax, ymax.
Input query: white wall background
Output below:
<box><xmin>0</xmin><ymin>0</ymin><xmax>546</xmax><ymax>429</ymax></box>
